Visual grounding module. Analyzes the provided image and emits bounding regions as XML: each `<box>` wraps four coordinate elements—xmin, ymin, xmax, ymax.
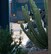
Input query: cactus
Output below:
<box><xmin>21</xmin><ymin>0</ymin><xmax>48</xmax><ymax>49</ymax></box>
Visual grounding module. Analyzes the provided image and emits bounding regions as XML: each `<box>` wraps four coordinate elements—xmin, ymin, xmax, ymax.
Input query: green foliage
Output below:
<box><xmin>16</xmin><ymin>47</ymin><xmax>28</xmax><ymax>54</ymax></box>
<box><xmin>0</xmin><ymin>28</ymin><xmax>13</xmax><ymax>54</ymax></box>
<box><xmin>21</xmin><ymin>0</ymin><xmax>48</xmax><ymax>49</ymax></box>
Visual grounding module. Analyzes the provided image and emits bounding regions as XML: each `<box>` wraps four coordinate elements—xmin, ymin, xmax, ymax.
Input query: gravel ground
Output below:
<box><xmin>28</xmin><ymin>50</ymin><xmax>48</xmax><ymax>54</ymax></box>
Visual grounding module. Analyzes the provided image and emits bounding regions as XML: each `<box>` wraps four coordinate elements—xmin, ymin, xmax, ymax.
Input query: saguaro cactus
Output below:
<box><xmin>21</xmin><ymin>0</ymin><xmax>48</xmax><ymax>49</ymax></box>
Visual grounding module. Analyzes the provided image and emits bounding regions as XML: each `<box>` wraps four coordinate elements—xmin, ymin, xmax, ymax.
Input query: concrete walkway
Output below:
<box><xmin>10</xmin><ymin>22</ymin><xmax>29</xmax><ymax>46</ymax></box>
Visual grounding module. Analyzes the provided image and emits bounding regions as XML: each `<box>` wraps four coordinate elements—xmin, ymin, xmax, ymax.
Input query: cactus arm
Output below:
<box><xmin>21</xmin><ymin>0</ymin><xmax>48</xmax><ymax>49</ymax></box>
<box><xmin>20</xmin><ymin>24</ymin><xmax>47</xmax><ymax>48</ymax></box>
<box><xmin>28</xmin><ymin>22</ymin><xmax>48</xmax><ymax>48</ymax></box>
<box><xmin>29</xmin><ymin>0</ymin><xmax>48</xmax><ymax>40</ymax></box>
<box><xmin>22</xmin><ymin>6</ymin><xmax>30</xmax><ymax>22</ymax></box>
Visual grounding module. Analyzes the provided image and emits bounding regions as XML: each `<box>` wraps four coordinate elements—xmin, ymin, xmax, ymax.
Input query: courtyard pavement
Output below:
<box><xmin>10</xmin><ymin>22</ymin><xmax>29</xmax><ymax>46</ymax></box>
